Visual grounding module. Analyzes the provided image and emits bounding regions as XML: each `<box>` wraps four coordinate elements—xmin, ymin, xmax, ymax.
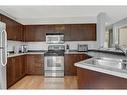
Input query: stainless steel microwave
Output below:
<box><xmin>46</xmin><ymin>33</ymin><xmax>64</xmax><ymax>44</ymax></box>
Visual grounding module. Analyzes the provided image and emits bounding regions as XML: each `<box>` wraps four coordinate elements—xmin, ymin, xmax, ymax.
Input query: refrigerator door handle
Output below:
<box><xmin>1</xmin><ymin>29</ymin><xmax>7</xmax><ymax>66</ymax></box>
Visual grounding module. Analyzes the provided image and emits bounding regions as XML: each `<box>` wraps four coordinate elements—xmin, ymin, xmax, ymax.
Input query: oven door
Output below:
<box><xmin>44</xmin><ymin>56</ymin><xmax>64</xmax><ymax>71</ymax></box>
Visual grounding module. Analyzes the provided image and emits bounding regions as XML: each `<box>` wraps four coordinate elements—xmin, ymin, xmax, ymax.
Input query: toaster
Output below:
<box><xmin>78</xmin><ymin>44</ymin><xmax>88</xmax><ymax>52</ymax></box>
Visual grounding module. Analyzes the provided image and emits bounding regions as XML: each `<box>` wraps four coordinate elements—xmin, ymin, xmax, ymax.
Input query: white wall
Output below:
<box><xmin>113</xmin><ymin>17</ymin><xmax>127</xmax><ymax>46</ymax></box>
<box><xmin>97</xmin><ymin>12</ymin><xmax>114</xmax><ymax>48</ymax></box>
<box><xmin>119</xmin><ymin>28</ymin><xmax>127</xmax><ymax>48</ymax></box>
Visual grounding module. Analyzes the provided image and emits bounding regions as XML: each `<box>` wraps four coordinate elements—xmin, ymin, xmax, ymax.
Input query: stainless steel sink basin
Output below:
<box><xmin>93</xmin><ymin>57</ymin><xmax>127</xmax><ymax>69</ymax></box>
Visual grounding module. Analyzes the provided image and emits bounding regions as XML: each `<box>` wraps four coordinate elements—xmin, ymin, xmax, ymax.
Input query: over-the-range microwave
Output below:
<box><xmin>46</xmin><ymin>33</ymin><xmax>64</xmax><ymax>44</ymax></box>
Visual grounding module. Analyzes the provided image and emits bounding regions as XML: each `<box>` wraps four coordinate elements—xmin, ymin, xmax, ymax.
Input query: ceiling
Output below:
<box><xmin>0</xmin><ymin>6</ymin><xmax>127</xmax><ymax>25</ymax></box>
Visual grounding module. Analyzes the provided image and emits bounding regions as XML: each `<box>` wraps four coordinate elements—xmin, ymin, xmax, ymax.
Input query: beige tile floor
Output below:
<box><xmin>9</xmin><ymin>75</ymin><xmax>78</xmax><ymax>89</ymax></box>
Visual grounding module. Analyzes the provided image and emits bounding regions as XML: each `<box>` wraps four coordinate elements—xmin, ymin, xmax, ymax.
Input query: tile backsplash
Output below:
<box><xmin>7</xmin><ymin>40</ymin><xmax>26</xmax><ymax>52</ymax></box>
<box><xmin>25</xmin><ymin>41</ymin><xmax>98</xmax><ymax>51</ymax></box>
<box><xmin>7</xmin><ymin>40</ymin><xmax>98</xmax><ymax>52</ymax></box>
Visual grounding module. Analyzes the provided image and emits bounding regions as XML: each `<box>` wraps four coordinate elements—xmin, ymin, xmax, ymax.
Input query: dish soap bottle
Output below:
<box><xmin>66</xmin><ymin>44</ymin><xmax>69</xmax><ymax>52</ymax></box>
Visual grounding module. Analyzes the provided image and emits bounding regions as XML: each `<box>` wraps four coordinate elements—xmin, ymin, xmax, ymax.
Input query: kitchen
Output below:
<box><xmin>1</xmin><ymin>6</ymin><xmax>127</xmax><ymax>89</ymax></box>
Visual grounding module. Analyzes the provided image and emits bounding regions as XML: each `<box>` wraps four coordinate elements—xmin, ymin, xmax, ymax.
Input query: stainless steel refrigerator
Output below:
<box><xmin>0</xmin><ymin>21</ymin><xmax>7</xmax><ymax>89</ymax></box>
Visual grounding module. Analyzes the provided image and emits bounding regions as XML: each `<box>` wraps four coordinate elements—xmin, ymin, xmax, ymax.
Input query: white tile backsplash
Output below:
<box><xmin>8</xmin><ymin>40</ymin><xmax>98</xmax><ymax>52</ymax></box>
<box><xmin>7</xmin><ymin>40</ymin><xmax>26</xmax><ymax>52</ymax></box>
<box><xmin>65</xmin><ymin>41</ymin><xmax>98</xmax><ymax>50</ymax></box>
<box><xmin>26</xmin><ymin>42</ymin><xmax>48</xmax><ymax>51</ymax></box>
<box><xmin>26</xmin><ymin>41</ymin><xmax>98</xmax><ymax>51</ymax></box>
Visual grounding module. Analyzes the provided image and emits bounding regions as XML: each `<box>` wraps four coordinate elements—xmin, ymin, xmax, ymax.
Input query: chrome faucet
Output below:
<box><xmin>115</xmin><ymin>44</ymin><xmax>127</xmax><ymax>56</ymax></box>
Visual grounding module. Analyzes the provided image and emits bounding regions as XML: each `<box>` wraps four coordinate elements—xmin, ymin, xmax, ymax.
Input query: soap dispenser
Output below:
<box><xmin>66</xmin><ymin>44</ymin><xmax>69</xmax><ymax>52</ymax></box>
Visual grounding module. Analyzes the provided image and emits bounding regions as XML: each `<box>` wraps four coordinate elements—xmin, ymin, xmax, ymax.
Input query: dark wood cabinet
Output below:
<box><xmin>64</xmin><ymin>54</ymin><xmax>89</xmax><ymax>76</ymax></box>
<box><xmin>26</xmin><ymin>54</ymin><xmax>44</xmax><ymax>75</ymax></box>
<box><xmin>0</xmin><ymin>14</ymin><xmax>2</xmax><ymax>21</ymax></box>
<box><xmin>24</xmin><ymin>24</ymin><xmax>96</xmax><ymax>42</ymax></box>
<box><xmin>7</xmin><ymin>55</ymin><xmax>26</xmax><ymax>88</ymax></box>
<box><xmin>70</xmin><ymin>24</ymin><xmax>96</xmax><ymax>41</ymax></box>
<box><xmin>54</xmin><ymin>24</ymin><xmax>71</xmax><ymax>41</ymax></box>
<box><xmin>7</xmin><ymin>58</ymin><xmax>16</xmax><ymax>88</ymax></box>
<box><xmin>77</xmin><ymin>67</ymin><xmax>127</xmax><ymax>89</ymax></box>
<box><xmin>14</xmin><ymin>56</ymin><xmax>22</xmax><ymax>81</ymax></box>
<box><xmin>7</xmin><ymin>54</ymin><xmax>43</xmax><ymax>88</ymax></box>
<box><xmin>24</xmin><ymin>25</ymin><xmax>48</xmax><ymax>42</ymax></box>
<box><xmin>1</xmin><ymin>14</ymin><xmax>96</xmax><ymax>41</ymax></box>
<box><xmin>21</xmin><ymin>55</ymin><xmax>26</xmax><ymax>76</ymax></box>
<box><xmin>0</xmin><ymin>14</ymin><xmax>23</xmax><ymax>41</ymax></box>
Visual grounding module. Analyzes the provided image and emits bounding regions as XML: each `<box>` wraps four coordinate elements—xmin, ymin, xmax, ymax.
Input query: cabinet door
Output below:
<box><xmin>70</xmin><ymin>24</ymin><xmax>96</xmax><ymax>41</ymax></box>
<box><xmin>1</xmin><ymin>15</ymin><xmax>23</xmax><ymax>41</ymax></box>
<box><xmin>26</xmin><ymin>55</ymin><xmax>35</xmax><ymax>74</ymax></box>
<box><xmin>54</xmin><ymin>24</ymin><xmax>71</xmax><ymax>41</ymax></box>
<box><xmin>34</xmin><ymin>55</ymin><xmax>44</xmax><ymax>75</ymax></box>
<box><xmin>64</xmin><ymin>54</ymin><xmax>87</xmax><ymax>76</ymax></box>
<box><xmin>21</xmin><ymin>55</ymin><xmax>26</xmax><ymax>76</ymax></box>
<box><xmin>16</xmin><ymin>23</ymin><xmax>22</xmax><ymax>41</ymax></box>
<box><xmin>26</xmin><ymin>54</ymin><xmax>44</xmax><ymax>75</ymax></box>
<box><xmin>45</xmin><ymin>25</ymin><xmax>55</xmax><ymax>33</ymax></box>
<box><xmin>7</xmin><ymin>58</ymin><xmax>15</xmax><ymax>88</ymax></box>
<box><xmin>64</xmin><ymin>54</ymin><xmax>76</xmax><ymax>76</ymax></box>
<box><xmin>24</xmin><ymin>25</ymin><xmax>47</xmax><ymax>41</ymax></box>
<box><xmin>1</xmin><ymin>15</ymin><xmax>16</xmax><ymax>40</ymax></box>
<box><xmin>0</xmin><ymin>14</ymin><xmax>2</xmax><ymax>21</ymax></box>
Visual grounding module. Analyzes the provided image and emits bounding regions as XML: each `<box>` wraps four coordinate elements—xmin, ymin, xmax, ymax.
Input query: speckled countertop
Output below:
<box><xmin>75</xmin><ymin>51</ymin><xmax>127</xmax><ymax>79</ymax></box>
<box><xmin>7</xmin><ymin>50</ymin><xmax>87</xmax><ymax>58</ymax></box>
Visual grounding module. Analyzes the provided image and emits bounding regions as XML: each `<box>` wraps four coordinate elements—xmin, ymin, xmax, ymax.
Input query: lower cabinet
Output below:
<box><xmin>64</xmin><ymin>54</ymin><xmax>89</xmax><ymax>76</ymax></box>
<box><xmin>7</xmin><ymin>55</ymin><xmax>26</xmax><ymax>88</ymax></box>
<box><xmin>26</xmin><ymin>54</ymin><xmax>44</xmax><ymax>75</ymax></box>
<box><xmin>77</xmin><ymin>67</ymin><xmax>127</xmax><ymax>89</ymax></box>
<box><xmin>7</xmin><ymin>54</ymin><xmax>43</xmax><ymax>88</ymax></box>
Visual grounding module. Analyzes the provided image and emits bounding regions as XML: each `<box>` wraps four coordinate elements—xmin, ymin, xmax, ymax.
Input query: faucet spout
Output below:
<box><xmin>115</xmin><ymin>44</ymin><xmax>127</xmax><ymax>56</ymax></box>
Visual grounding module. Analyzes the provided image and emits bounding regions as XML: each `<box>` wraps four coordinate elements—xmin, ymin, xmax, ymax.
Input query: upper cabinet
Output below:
<box><xmin>0</xmin><ymin>14</ymin><xmax>96</xmax><ymax>41</ymax></box>
<box><xmin>0</xmin><ymin>15</ymin><xmax>2</xmax><ymax>21</ymax></box>
<box><xmin>0</xmin><ymin>14</ymin><xmax>23</xmax><ymax>41</ymax></box>
<box><xmin>70</xmin><ymin>24</ymin><xmax>96</xmax><ymax>41</ymax></box>
<box><xmin>24</xmin><ymin>25</ymin><xmax>47</xmax><ymax>41</ymax></box>
<box><xmin>54</xmin><ymin>24</ymin><xmax>71</xmax><ymax>41</ymax></box>
<box><xmin>24</xmin><ymin>25</ymin><xmax>70</xmax><ymax>42</ymax></box>
<box><xmin>24</xmin><ymin>24</ymin><xmax>96</xmax><ymax>42</ymax></box>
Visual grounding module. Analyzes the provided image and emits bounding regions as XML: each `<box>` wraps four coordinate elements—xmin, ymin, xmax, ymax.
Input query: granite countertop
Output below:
<box><xmin>75</xmin><ymin>51</ymin><xmax>127</xmax><ymax>79</ymax></box>
<box><xmin>7</xmin><ymin>50</ymin><xmax>87</xmax><ymax>58</ymax></box>
<box><xmin>8</xmin><ymin>49</ymin><xmax>126</xmax><ymax>59</ymax></box>
<box><xmin>7</xmin><ymin>51</ymin><xmax>47</xmax><ymax>58</ymax></box>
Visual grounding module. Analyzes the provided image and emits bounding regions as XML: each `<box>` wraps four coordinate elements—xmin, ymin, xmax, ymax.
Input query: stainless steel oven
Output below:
<box><xmin>44</xmin><ymin>45</ymin><xmax>65</xmax><ymax>77</ymax></box>
<box><xmin>44</xmin><ymin>56</ymin><xmax>64</xmax><ymax>71</ymax></box>
<box><xmin>44</xmin><ymin>56</ymin><xmax>64</xmax><ymax>77</ymax></box>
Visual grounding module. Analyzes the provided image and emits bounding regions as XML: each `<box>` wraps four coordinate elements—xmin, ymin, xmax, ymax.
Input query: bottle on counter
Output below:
<box><xmin>20</xmin><ymin>45</ymin><xmax>28</xmax><ymax>53</ymax></box>
<box><xmin>66</xmin><ymin>44</ymin><xmax>69</xmax><ymax>52</ymax></box>
<box><xmin>13</xmin><ymin>46</ymin><xmax>19</xmax><ymax>54</ymax></box>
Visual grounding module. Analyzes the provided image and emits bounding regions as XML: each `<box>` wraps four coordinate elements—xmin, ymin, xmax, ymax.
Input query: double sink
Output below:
<box><xmin>87</xmin><ymin>57</ymin><xmax>127</xmax><ymax>70</ymax></box>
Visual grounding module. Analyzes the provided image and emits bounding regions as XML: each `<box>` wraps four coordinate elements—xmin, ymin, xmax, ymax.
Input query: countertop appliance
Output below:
<box><xmin>20</xmin><ymin>45</ymin><xmax>28</xmax><ymax>53</ymax></box>
<box><xmin>44</xmin><ymin>45</ymin><xmax>65</xmax><ymax>77</ymax></box>
<box><xmin>46</xmin><ymin>33</ymin><xmax>64</xmax><ymax>44</ymax></box>
<box><xmin>0</xmin><ymin>21</ymin><xmax>7</xmax><ymax>89</ymax></box>
<box><xmin>78</xmin><ymin>44</ymin><xmax>88</xmax><ymax>52</ymax></box>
